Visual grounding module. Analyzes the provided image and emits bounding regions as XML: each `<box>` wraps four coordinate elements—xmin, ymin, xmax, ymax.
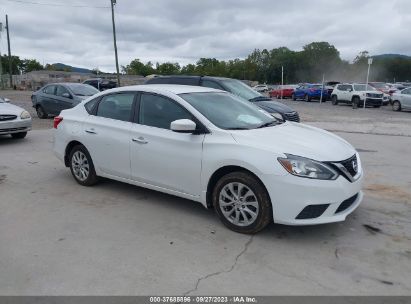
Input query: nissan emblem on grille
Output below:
<box><xmin>352</xmin><ymin>159</ymin><xmax>358</xmax><ymax>173</ymax></box>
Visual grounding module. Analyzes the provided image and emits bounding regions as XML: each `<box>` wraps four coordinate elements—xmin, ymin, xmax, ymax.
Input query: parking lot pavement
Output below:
<box><xmin>0</xmin><ymin>129</ymin><xmax>410</xmax><ymax>295</ymax></box>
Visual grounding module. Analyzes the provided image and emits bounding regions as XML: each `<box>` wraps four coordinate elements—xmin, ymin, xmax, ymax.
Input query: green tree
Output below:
<box><xmin>156</xmin><ymin>62</ymin><xmax>181</xmax><ymax>75</ymax></box>
<box><xmin>19</xmin><ymin>59</ymin><xmax>43</xmax><ymax>73</ymax></box>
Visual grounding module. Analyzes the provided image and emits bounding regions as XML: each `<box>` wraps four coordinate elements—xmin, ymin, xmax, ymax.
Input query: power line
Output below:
<box><xmin>4</xmin><ymin>0</ymin><xmax>110</xmax><ymax>9</ymax></box>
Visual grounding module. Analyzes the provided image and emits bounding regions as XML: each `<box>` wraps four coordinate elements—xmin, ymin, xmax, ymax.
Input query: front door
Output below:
<box><xmin>130</xmin><ymin>93</ymin><xmax>204</xmax><ymax>197</ymax></box>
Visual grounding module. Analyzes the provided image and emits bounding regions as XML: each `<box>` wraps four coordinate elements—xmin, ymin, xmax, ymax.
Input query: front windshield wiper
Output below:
<box><xmin>226</xmin><ymin>127</ymin><xmax>251</xmax><ymax>130</ymax></box>
<box><xmin>256</xmin><ymin>121</ymin><xmax>281</xmax><ymax>128</ymax></box>
<box><xmin>249</xmin><ymin>96</ymin><xmax>271</xmax><ymax>102</ymax></box>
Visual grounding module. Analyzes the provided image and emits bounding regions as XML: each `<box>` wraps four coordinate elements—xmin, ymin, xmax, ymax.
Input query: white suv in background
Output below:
<box><xmin>253</xmin><ymin>84</ymin><xmax>269</xmax><ymax>93</ymax></box>
<box><xmin>331</xmin><ymin>83</ymin><xmax>383</xmax><ymax>108</ymax></box>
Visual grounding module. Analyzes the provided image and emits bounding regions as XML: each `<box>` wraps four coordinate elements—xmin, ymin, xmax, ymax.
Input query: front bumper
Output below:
<box><xmin>260</xmin><ymin>167</ymin><xmax>363</xmax><ymax>225</ymax></box>
<box><xmin>0</xmin><ymin>119</ymin><xmax>32</xmax><ymax>135</ymax></box>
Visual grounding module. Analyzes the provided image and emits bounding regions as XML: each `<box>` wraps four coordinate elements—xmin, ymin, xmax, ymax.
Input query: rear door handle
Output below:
<box><xmin>85</xmin><ymin>129</ymin><xmax>97</xmax><ymax>134</ymax></box>
<box><xmin>132</xmin><ymin>137</ymin><xmax>148</xmax><ymax>144</ymax></box>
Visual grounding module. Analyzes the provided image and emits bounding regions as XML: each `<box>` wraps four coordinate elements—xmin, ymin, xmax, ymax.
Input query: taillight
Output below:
<box><xmin>54</xmin><ymin>116</ymin><xmax>63</xmax><ymax>129</ymax></box>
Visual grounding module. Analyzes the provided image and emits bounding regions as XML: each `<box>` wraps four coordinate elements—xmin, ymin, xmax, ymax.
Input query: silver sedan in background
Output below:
<box><xmin>391</xmin><ymin>87</ymin><xmax>411</xmax><ymax>112</ymax></box>
<box><xmin>0</xmin><ymin>97</ymin><xmax>32</xmax><ymax>139</ymax></box>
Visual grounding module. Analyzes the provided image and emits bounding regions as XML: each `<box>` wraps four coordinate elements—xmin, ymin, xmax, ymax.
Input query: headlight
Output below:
<box><xmin>20</xmin><ymin>111</ymin><xmax>31</xmax><ymax>119</ymax></box>
<box><xmin>271</xmin><ymin>112</ymin><xmax>283</xmax><ymax>121</ymax></box>
<box><xmin>278</xmin><ymin>154</ymin><xmax>338</xmax><ymax>180</ymax></box>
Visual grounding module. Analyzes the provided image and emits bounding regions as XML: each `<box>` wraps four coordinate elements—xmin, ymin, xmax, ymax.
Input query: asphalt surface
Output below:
<box><xmin>0</xmin><ymin>90</ymin><xmax>411</xmax><ymax>295</ymax></box>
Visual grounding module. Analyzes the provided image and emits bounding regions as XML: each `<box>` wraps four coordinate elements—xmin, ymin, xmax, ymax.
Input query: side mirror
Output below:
<box><xmin>170</xmin><ymin>119</ymin><xmax>197</xmax><ymax>133</ymax></box>
<box><xmin>62</xmin><ymin>92</ymin><xmax>72</xmax><ymax>99</ymax></box>
<box><xmin>4</xmin><ymin>98</ymin><xmax>11</xmax><ymax>103</ymax></box>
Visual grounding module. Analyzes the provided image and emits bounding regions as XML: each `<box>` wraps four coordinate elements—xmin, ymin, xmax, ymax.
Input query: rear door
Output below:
<box><xmin>82</xmin><ymin>92</ymin><xmax>136</xmax><ymax>179</ymax></box>
<box><xmin>55</xmin><ymin>85</ymin><xmax>75</xmax><ymax>114</ymax></box>
<box><xmin>401</xmin><ymin>88</ymin><xmax>411</xmax><ymax>109</ymax></box>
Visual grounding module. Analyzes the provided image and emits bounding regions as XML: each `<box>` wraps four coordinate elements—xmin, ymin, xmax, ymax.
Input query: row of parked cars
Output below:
<box><xmin>268</xmin><ymin>82</ymin><xmax>411</xmax><ymax>111</ymax></box>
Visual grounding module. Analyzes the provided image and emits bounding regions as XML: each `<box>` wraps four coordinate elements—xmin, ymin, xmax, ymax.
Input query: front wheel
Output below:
<box><xmin>36</xmin><ymin>105</ymin><xmax>48</xmax><ymax>119</ymax></box>
<box><xmin>69</xmin><ymin>145</ymin><xmax>99</xmax><ymax>186</ymax></box>
<box><xmin>11</xmin><ymin>132</ymin><xmax>27</xmax><ymax>139</ymax></box>
<box><xmin>392</xmin><ymin>101</ymin><xmax>401</xmax><ymax>111</ymax></box>
<box><xmin>213</xmin><ymin>172</ymin><xmax>272</xmax><ymax>234</ymax></box>
<box><xmin>305</xmin><ymin>94</ymin><xmax>311</xmax><ymax>102</ymax></box>
<box><xmin>352</xmin><ymin>97</ymin><xmax>360</xmax><ymax>109</ymax></box>
<box><xmin>292</xmin><ymin>93</ymin><xmax>296</xmax><ymax>101</ymax></box>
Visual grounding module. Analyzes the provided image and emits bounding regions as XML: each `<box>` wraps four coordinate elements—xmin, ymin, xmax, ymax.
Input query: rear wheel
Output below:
<box><xmin>392</xmin><ymin>100</ymin><xmax>402</xmax><ymax>111</ymax></box>
<box><xmin>331</xmin><ymin>95</ymin><xmax>339</xmax><ymax>105</ymax></box>
<box><xmin>36</xmin><ymin>105</ymin><xmax>48</xmax><ymax>119</ymax></box>
<box><xmin>305</xmin><ymin>94</ymin><xmax>311</xmax><ymax>102</ymax></box>
<box><xmin>11</xmin><ymin>132</ymin><xmax>27</xmax><ymax>139</ymax></box>
<box><xmin>292</xmin><ymin>93</ymin><xmax>296</xmax><ymax>101</ymax></box>
<box><xmin>213</xmin><ymin>171</ymin><xmax>272</xmax><ymax>234</ymax></box>
<box><xmin>69</xmin><ymin>145</ymin><xmax>99</xmax><ymax>186</ymax></box>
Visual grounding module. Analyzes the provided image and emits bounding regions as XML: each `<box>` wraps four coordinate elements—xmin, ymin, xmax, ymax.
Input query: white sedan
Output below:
<box><xmin>53</xmin><ymin>85</ymin><xmax>363</xmax><ymax>234</ymax></box>
<box><xmin>0</xmin><ymin>97</ymin><xmax>32</xmax><ymax>139</ymax></box>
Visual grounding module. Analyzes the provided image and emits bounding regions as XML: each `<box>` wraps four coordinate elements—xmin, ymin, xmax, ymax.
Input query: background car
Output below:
<box><xmin>269</xmin><ymin>85</ymin><xmax>298</xmax><ymax>99</ymax></box>
<box><xmin>54</xmin><ymin>85</ymin><xmax>363</xmax><ymax>233</ymax></box>
<box><xmin>391</xmin><ymin>87</ymin><xmax>411</xmax><ymax>112</ymax></box>
<box><xmin>253</xmin><ymin>84</ymin><xmax>269</xmax><ymax>93</ymax></box>
<box><xmin>83</xmin><ymin>78</ymin><xmax>118</xmax><ymax>91</ymax></box>
<box><xmin>331</xmin><ymin>83</ymin><xmax>383</xmax><ymax>108</ymax></box>
<box><xmin>145</xmin><ymin>76</ymin><xmax>300</xmax><ymax>122</ymax></box>
<box><xmin>292</xmin><ymin>84</ymin><xmax>330</xmax><ymax>102</ymax></box>
<box><xmin>0</xmin><ymin>96</ymin><xmax>32</xmax><ymax>139</ymax></box>
<box><xmin>31</xmin><ymin>83</ymin><xmax>99</xmax><ymax>118</ymax></box>
<box><xmin>146</xmin><ymin>76</ymin><xmax>300</xmax><ymax>122</ymax></box>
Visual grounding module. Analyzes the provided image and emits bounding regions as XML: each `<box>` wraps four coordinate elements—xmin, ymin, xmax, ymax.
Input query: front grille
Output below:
<box><xmin>367</xmin><ymin>93</ymin><xmax>383</xmax><ymax>98</ymax></box>
<box><xmin>283</xmin><ymin>112</ymin><xmax>300</xmax><ymax>122</ymax></box>
<box><xmin>296</xmin><ymin>204</ymin><xmax>329</xmax><ymax>219</ymax></box>
<box><xmin>339</xmin><ymin>154</ymin><xmax>358</xmax><ymax>177</ymax></box>
<box><xmin>0</xmin><ymin>115</ymin><xmax>17</xmax><ymax>122</ymax></box>
<box><xmin>335</xmin><ymin>193</ymin><xmax>359</xmax><ymax>214</ymax></box>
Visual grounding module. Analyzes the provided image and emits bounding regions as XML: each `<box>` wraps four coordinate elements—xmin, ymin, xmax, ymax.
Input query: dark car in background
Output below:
<box><xmin>145</xmin><ymin>76</ymin><xmax>300</xmax><ymax>122</ymax></box>
<box><xmin>31</xmin><ymin>83</ymin><xmax>99</xmax><ymax>118</ymax></box>
<box><xmin>83</xmin><ymin>78</ymin><xmax>117</xmax><ymax>91</ymax></box>
<box><xmin>292</xmin><ymin>84</ymin><xmax>330</xmax><ymax>102</ymax></box>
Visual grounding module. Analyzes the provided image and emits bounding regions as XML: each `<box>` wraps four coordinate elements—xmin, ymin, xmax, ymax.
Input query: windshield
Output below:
<box><xmin>67</xmin><ymin>84</ymin><xmax>99</xmax><ymax>96</ymax></box>
<box><xmin>354</xmin><ymin>84</ymin><xmax>377</xmax><ymax>91</ymax></box>
<box><xmin>221</xmin><ymin>79</ymin><xmax>261</xmax><ymax>101</ymax></box>
<box><xmin>179</xmin><ymin>92</ymin><xmax>278</xmax><ymax>130</ymax></box>
<box><xmin>371</xmin><ymin>83</ymin><xmax>387</xmax><ymax>89</ymax></box>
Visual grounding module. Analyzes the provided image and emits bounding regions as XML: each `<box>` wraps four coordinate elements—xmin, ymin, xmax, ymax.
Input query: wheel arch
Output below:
<box><xmin>64</xmin><ymin>140</ymin><xmax>85</xmax><ymax>167</ymax></box>
<box><xmin>205</xmin><ymin>165</ymin><xmax>270</xmax><ymax>209</ymax></box>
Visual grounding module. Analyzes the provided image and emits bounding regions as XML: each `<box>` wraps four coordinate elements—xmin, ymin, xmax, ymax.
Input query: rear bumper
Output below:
<box><xmin>0</xmin><ymin>119</ymin><xmax>32</xmax><ymax>135</ymax></box>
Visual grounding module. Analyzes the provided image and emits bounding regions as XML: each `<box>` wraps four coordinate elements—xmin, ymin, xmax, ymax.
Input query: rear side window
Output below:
<box><xmin>44</xmin><ymin>85</ymin><xmax>56</xmax><ymax>95</ymax></box>
<box><xmin>96</xmin><ymin>93</ymin><xmax>135</xmax><ymax>122</ymax></box>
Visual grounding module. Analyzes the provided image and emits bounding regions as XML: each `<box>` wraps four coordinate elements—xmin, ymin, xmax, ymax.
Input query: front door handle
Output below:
<box><xmin>85</xmin><ymin>129</ymin><xmax>97</xmax><ymax>134</ymax></box>
<box><xmin>132</xmin><ymin>137</ymin><xmax>148</xmax><ymax>144</ymax></box>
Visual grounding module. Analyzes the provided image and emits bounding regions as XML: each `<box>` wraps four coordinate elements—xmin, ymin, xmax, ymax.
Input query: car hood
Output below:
<box><xmin>0</xmin><ymin>102</ymin><xmax>24</xmax><ymax>115</ymax></box>
<box><xmin>230</xmin><ymin>122</ymin><xmax>356</xmax><ymax>162</ymax></box>
<box><xmin>252</xmin><ymin>99</ymin><xmax>295</xmax><ymax>114</ymax></box>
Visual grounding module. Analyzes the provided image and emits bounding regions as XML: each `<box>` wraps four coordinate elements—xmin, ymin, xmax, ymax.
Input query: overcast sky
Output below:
<box><xmin>1</xmin><ymin>0</ymin><xmax>410</xmax><ymax>72</ymax></box>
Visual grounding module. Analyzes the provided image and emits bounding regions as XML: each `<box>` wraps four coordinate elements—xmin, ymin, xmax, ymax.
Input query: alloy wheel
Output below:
<box><xmin>219</xmin><ymin>182</ymin><xmax>259</xmax><ymax>227</ymax></box>
<box><xmin>71</xmin><ymin>151</ymin><xmax>90</xmax><ymax>182</ymax></box>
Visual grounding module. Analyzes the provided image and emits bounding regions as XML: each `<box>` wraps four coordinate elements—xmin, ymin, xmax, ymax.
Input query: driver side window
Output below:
<box><xmin>138</xmin><ymin>94</ymin><xmax>193</xmax><ymax>130</ymax></box>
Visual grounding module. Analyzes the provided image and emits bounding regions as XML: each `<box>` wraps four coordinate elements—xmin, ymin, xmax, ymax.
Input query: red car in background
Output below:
<box><xmin>369</xmin><ymin>82</ymin><xmax>396</xmax><ymax>95</ymax></box>
<box><xmin>269</xmin><ymin>85</ymin><xmax>298</xmax><ymax>99</ymax></box>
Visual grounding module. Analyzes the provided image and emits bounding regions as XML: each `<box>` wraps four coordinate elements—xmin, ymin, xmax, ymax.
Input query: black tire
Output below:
<box><xmin>11</xmin><ymin>132</ymin><xmax>27</xmax><ymax>139</ymax></box>
<box><xmin>331</xmin><ymin>95</ymin><xmax>339</xmax><ymax>105</ymax></box>
<box><xmin>392</xmin><ymin>100</ymin><xmax>401</xmax><ymax>112</ymax></box>
<box><xmin>69</xmin><ymin>145</ymin><xmax>99</xmax><ymax>186</ymax></box>
<box><xmin>304</xmin><ymin>94</ymin><xmax>311</xmax><ymax>102</ymax></box>
<box><xmin>352</xmin><ymin>97</ymin><xmax>360</xmax><ymax>109</ymax></box>
<box><xmin>212</xmin><ymin>171</ymin><xmax>272</xmax><ymax>234</ymax></box>
<box><xmin>373</xmin><ymin>105</ymin><xmax>380</xmax><ymax>108</ymax></box>
<box><xmin>292</xmin><ymin>93</ymin><xmax>296</xmax><ymax>101</ymax></box>
<box><xmin>36</xmin><ymin>105</ymin><xmax>48</xmax><ymax>119</ymax></box>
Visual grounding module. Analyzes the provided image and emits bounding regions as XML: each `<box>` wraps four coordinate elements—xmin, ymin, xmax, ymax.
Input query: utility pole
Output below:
<box><xmin>110</xmin><ymin>0</ymin><xmax>120</xmax><ymax>86</ymax></box>
<box><xmin>0</xmin><ymin>22</ymin><xmax>3</xmax><ymax>89</ymax></box>
<box><xmin>6</xmin><ymin>15</ymin><xmax>12</xmax><ymax>88</ymax></box>
<box><xmin>364</xmin><ymin>58</ymin><xmax>373</xmax><ymax>109</ymax></box>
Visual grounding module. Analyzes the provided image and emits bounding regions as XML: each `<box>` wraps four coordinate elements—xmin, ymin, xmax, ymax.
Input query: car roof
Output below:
<box><xmin>107</xmin><ymin>84</ymin><xmax>221</xmax><ymax>95</ymax></box>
